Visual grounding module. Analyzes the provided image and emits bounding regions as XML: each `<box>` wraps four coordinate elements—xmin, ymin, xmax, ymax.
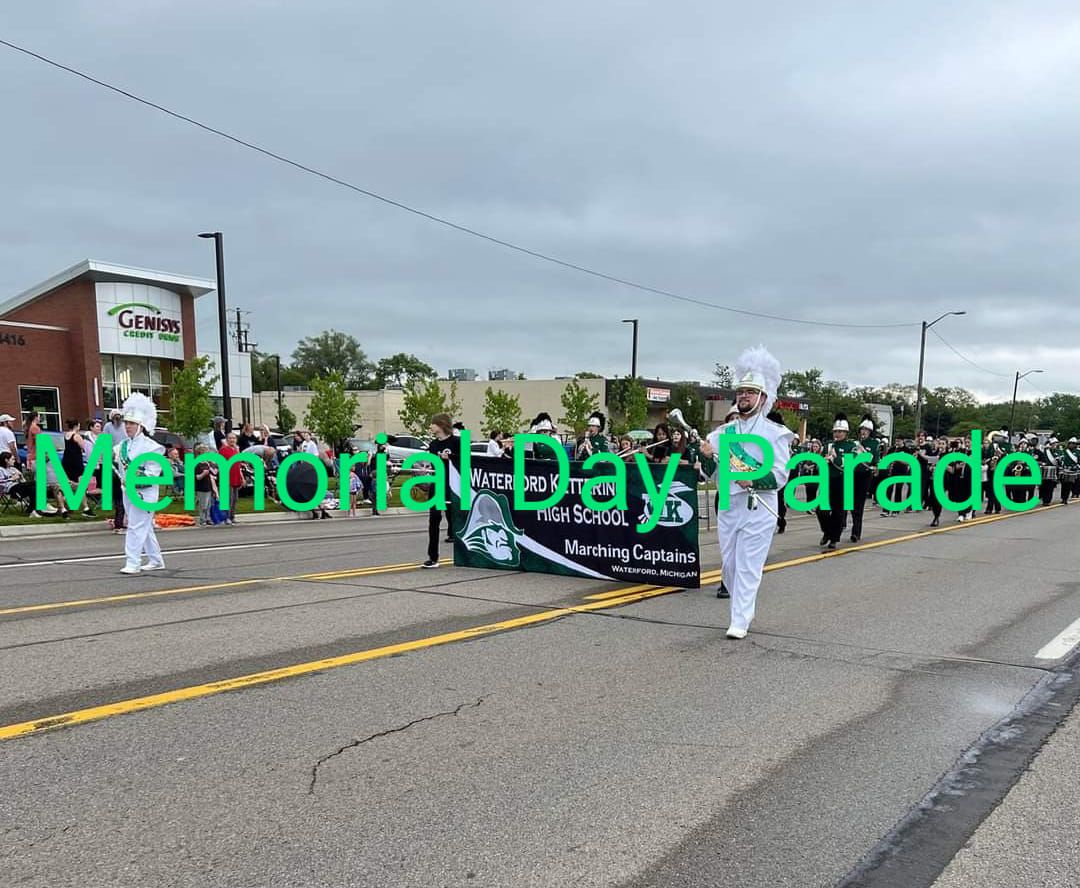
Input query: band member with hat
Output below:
<box><xmin>1034</xmin><ymin>436</ymin><xmax>1059</xmax><ymax>506</ymax></box>
<box><xmin>575</xmin><ymin>412</ymin><xmax>609</xmax><ymax>460</ymax></box>
<box><xmin>114</xmin><ymin>393</ymin><xmax>166</xmax><ymax>575</ymax></box>
<box><xmin>704</xmin><ymin>345</ymin><xmax>794</xmax><ymax>639</ymax></box>
<box><xmin>823</xmin><ymin>414</ymin><xmax>858</xmax><ymax>548</ymax></box>
<box><xmin>849</xmin><ymin>414</ymin><xmax>880</xmax><ymax>542</ymax></box>
<box><xmin>1061</xmin><ymin>437</ymin><xmax>1079</xmax><ymax>504</ymax></box>
<box><xmin>983</xmin><ymin>430</ymin><xmax>1009</xmax><ymax>514</ymax></box>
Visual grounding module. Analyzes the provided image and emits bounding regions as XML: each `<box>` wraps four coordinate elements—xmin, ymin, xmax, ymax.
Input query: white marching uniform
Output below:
<box><xmin>706</xmin><ymin>416</ymin><xmax>794</xmax><ymax>633</ymax></box>
<box><xmin>115</xmin><ymin>431</ymin><xmax>166</xmax><ymax>572</ymax></box>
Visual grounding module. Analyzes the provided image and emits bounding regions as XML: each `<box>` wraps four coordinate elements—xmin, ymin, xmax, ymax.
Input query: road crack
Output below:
<box><xmin>307</xmin><ymin>695</ymin><xmax>488</xmax><ymax>794</ymax></box>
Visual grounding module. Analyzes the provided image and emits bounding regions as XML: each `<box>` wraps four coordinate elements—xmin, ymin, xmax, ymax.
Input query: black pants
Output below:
<box><xmin>1039</xmin><ymin>480</ymin><xmax>1056</xmax><ymax>506</ymax></box>
<box><xmin>112</xmin><ymin>477</ymin><xmax>126</xmax><ymax>527</ymax></box>
<box><xmin>427</xmin><ymin>503</ymin><xmax>457</xmax><ymax>562</ymax></box>
<box><xmin>849</xmin><ymin>470</ymin><xmax>872</xmax><ymax>539</ymax></box>
<box><xmin>985</xmin><ymin>478</ymin><xmax>1001</xmax><ymax>514</ymax></box>
<box><xmin>825</xmin><ymin>469</ymin><xmax>847</xmax><ymax>544</ymax></box>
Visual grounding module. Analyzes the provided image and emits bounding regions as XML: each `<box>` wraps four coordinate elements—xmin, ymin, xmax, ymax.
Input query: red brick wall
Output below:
<box><xmin>0</xmin><ymin>279</ymin><xmax>101</xmax><ymax>425</ymax></box>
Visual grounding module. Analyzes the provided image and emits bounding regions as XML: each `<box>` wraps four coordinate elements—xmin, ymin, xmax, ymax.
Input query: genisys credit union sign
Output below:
<box><xmin>108</xmin><ymin>302</ymin><xmax>182</xmax><ymax>342</ymax></box>
<box><xmin>97</xmin><ymin>283</ymin><xmax>186</xmax><ymax>360</ymax></box>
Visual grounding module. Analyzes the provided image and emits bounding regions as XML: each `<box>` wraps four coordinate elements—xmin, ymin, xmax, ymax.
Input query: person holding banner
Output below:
<box><xmin>421</xmin><ymin>413</ymin><xmax>460</xmax><ymax>569</ymax></box>
<box><xmin>705</xmin><ymin>345</ymin><xmax>794</xmax><ymax>640</ymax></box>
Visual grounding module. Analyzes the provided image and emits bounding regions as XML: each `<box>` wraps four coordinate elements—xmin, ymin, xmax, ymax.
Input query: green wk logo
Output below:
<box><xmin>460</xmin><ymin>492</ymin><xmax>522</xmax><ymax>567</ymax></box>
<box><xmin>639</xmin><ymin>481</ymin><xmax>695</xmax><ymax>528</ymax></box>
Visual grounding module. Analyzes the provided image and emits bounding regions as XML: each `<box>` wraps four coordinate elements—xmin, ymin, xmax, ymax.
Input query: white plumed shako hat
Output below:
<box><xmin>733</xmin><ymin>345</ymin><xmax>781</xmax><ymax>414</ymax></box>
<box><xmin>121</xmin><ymin>392</ymin><xmax>157</xmax><ymax>432</ymax></box>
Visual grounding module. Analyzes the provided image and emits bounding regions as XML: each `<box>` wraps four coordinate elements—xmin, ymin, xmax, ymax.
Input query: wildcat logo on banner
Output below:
<box><xmin>449</xmin><ymin>456</ymin><xmax>701</xmax><ymax>588</ymax></box>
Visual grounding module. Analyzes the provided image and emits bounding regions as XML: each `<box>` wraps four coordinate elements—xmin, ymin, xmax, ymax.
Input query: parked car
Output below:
<box><xmin>384</xmin><ymin>434</ymin><xmax>428</xmax><ymax>464</ymax></box>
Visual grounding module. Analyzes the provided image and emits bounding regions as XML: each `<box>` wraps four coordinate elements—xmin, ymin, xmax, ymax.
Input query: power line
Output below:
<box><xmin>928</xmin><ymin>328</ymin><xmax>1013</xmax><ymax>379</ymax></box>
<box><xmin>0</xmin><ymin>36</ymin><xmax>918</xmax><ymax>331</ymax></box>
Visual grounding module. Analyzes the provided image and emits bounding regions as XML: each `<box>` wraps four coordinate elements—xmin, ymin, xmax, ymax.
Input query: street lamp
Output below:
<box><xmin>197</xmin><ymin>232</ymin><xmax>232</xmax><ymax>426</ymax></box>
<box><xmin>275</xmin><ymin>354</ymin><xmax>283</xmax><ymax>430</ymax></box>
<box><xmin>913</xmin><ymin>310</ymin><xmax>966</xmax><ymax>434</ymax></box>
<box><xmin>621</xmin><ymin>318</ymin><xmax>639</xmax><ymax>378</ymax></box>
<box><xmin>1009</xmin><ymin>369</ymin><xmax>1043</xmax><ymax>440</ymax></box>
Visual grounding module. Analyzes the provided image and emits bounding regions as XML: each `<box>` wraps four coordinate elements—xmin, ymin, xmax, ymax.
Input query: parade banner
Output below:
<box><xmin>449</xmin><ymin>456</ymin><xmax>701</xmax><ymax>588</ymax></box>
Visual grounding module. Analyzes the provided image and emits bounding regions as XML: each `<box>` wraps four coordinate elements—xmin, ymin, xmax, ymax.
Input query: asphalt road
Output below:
<box><xmin>1</xmin><ymin>502</ymin><xmax>1078</xmax><ymax>887</ymax></box>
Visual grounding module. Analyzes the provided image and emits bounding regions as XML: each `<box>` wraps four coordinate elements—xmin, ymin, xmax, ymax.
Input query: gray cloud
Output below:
<box><xmin>2</xmin><ymin>1</ymin><xmax>1078</xmax><ymax>399</ymax></box>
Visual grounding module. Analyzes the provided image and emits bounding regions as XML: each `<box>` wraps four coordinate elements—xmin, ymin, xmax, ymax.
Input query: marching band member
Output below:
<box><xmin>849</xmin><ymin>415</ymin><xmax>879</xmax><ymax>542</ymax></box>
<box><xmin>575</xmin><ymin>412</ymin><xmax>609</xmax><ymax>460</ymax></box>
<box><xmin>1062</xmin><ymin>437</ymin><xmax>1079</xmax><ymax>504</ymax></box>
<box><xmin>823</xmin><ymin>413</ymin><xmax>858</xmax><ymax>549</ymax></box>
<box><xmin>1036</xmin><ymin>437</ymin><xmax>1060</xmax><ymax>506</ymax></box>
<box><xmin>704</xmin><ymin>345</ymin><xmax>794</xmax><ymax>639</ymax></box>
<box><xmin>528</xmin><ymin>413</ymin><xmax>563</xmax><ymax>461</ymax></box>
<box><xmin>114</xmin><ymin>393</ymin><xmax>166</xmax><ymax>575</ymax></box>
<box><xmin>983</xmin><ymin>431</ymin><xmax>1008</xmax><ymax>515</ymax></box>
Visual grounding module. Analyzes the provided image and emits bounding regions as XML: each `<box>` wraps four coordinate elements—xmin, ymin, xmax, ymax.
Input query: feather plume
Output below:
<box><xmin>734</xmin><ymin>344</ymin><xmax>782</xmax><ymax>413</ymax></box>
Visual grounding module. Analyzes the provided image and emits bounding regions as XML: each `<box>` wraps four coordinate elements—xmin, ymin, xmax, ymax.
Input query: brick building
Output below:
<box><xmin>0</xmin><ymin>260</ymin><xmax>214</xmax><ymax>431</ymax></box>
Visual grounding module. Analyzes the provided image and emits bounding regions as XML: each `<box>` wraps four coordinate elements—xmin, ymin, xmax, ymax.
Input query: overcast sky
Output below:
<box><xmin>2</xmin><ymin>2</ymin><xmax>1078</xmax><ymax>401</ymax></box>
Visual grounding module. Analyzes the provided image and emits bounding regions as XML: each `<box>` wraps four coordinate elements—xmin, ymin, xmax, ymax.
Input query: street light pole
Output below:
<box><xmin>198</xmin><ymin>232</ymin><xmax>231</xmax><ymax>427</ymax></box>
<box><xmin>275</xmin><ymin>354</ymin><xmax>282</xmax><ymax>429</ymax></box>
<box><xmin>1009</xmin><ymin>369</ymin><xmax>1043</xmax><ymax>440</ymax></box>
<box><xmin>913</xmin><ymin>310</ymin><xmax>965</xmax><ymax>435</ymax></box>
<box><xmin>621</xmin><ymin>318</ymin><xmax>639</xmax><ymax>378</ymax></box>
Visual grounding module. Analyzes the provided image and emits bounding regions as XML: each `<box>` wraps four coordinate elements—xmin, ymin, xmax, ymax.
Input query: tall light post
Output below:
<box><xmin>621</xmin><ymin>318</ymin><xmax>639</xmax><ymax>378</ymax></box>
<box><xmin>198</xmin><ymin>232</ymin><xmax>231</xmax><ymax>426</ymax></box>
<box><xmin>275</xmin><ymin>354</ymin><xmax>283</xmax><ymax>430</ymax></box>
<box><xmin>913</xmin><ymin>310</ymin><xmax>965</xmax><ymax>434</ymax></box>
<box><xmin>1009</xmin><ymin>369</ymin><xmax>1043</xmax><ymax>439</ymax></box>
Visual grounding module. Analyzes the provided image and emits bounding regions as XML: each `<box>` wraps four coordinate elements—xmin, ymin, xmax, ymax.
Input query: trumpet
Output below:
<box><xmin>667</xmin><ymin>408</ymin><xmax>700</xmax><ymax>443</ymax></box>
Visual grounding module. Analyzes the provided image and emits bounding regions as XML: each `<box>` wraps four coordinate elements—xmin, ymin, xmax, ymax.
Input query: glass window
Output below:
<box><xmin>19</xmin><ymin>386</ymin><xmax>62</xmax><ymax>432</ymax></box>
<box><xmin>149</xmin><ymin>359</ymin><xmax>163</xmax><ymax>385</ymax></box>
<box><xmin>115</xmin><ymin>356</ymin><xmax>150</xmax><ymax>387</ymax></box>
<box><xmin>101</xmin><ymin>355</ymin><xmax>115</xmax><ymax>383</ymax></box>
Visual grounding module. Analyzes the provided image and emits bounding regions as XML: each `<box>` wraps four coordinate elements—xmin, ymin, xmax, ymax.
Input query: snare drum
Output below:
<box><xmin>1061</xmin><ymin>469</ymin><xmax>1079</xmax><ymax>485</ymax></box>
<box><xmin>1043</xmin><ymin>465</ymin><xmax>1059</xmax><ymax>482</ymax></box>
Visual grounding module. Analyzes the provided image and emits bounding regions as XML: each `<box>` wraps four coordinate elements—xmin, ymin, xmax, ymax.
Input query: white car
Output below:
<box><xmin>384</xmin><ymin>434</ymin><xmax>428</xmax><ymax>464</ymax></box>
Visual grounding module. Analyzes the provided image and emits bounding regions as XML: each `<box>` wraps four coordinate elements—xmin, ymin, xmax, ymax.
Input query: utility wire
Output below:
<box><xmin>928</xmin><ymin>328</ymin><xmax>1013</xmax><ymax>379</ymax></box>
<box><xmin>0</xmin><ymin>36</ymin><xmax>919</xmax><ymax>331</ymax></box>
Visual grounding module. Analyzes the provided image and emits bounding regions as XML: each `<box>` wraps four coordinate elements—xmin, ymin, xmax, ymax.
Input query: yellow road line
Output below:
<box><xmin>0</xmin><ymin>502</ymin><xmax>1064</xmax><ymax>741</ymax></box>
<box><xmin>587</xmin><ymin>504</ymin><xmax>1060</xmax><ymax>598</ymax></box>
<box><xmin>0</xmin><ymin>558</ymin><xmax>453</xmax><ymax>617</ymax></box>
<box><xmin>0</xmin><ymin>581</ymin><xmax>685</xmax><ymax>742</ymax></box>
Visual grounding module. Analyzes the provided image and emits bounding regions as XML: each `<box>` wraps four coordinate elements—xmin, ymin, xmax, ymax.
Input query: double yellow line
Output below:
<box><xmin>0</xmin><ymin>504</ymin><xmax>1061</xmax><ymax>742</ymax></box>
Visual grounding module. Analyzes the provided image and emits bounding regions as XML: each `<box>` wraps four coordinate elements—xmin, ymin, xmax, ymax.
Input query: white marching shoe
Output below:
<box><xmin>120</xmin><ymin>565</ymin><xmax>141</xmax><ymax>575</ymax></box>
<box><xmin>142</xmin><ymin>562</ymin><xmax>166</xmax><ymax>571</ymax></box>
<box><xmin>725</xmin><ymin>626</ymin><xmax>748</xmax><ymax>640</ymax></box>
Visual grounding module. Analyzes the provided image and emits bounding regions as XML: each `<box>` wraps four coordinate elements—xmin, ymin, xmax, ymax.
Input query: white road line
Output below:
<box><xmin>0</xmin><ymin>543</ymin><xmax>273</xmax><ymax>570</ymax></box>
<box><xmin>1035</xmin><ymin>617</ymin><xmax>1080</xmax><ymax>661</ymax></box>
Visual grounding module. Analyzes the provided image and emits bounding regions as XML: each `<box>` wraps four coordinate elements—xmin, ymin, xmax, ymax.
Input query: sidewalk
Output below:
<box><xmin>932</xmin><ymin>698</ymin><xmax>1080</xmax><ymax>888</ymax></box>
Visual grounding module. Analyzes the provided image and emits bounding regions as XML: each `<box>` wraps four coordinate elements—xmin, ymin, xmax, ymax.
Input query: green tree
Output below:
<box><xmin>250</xmin><ymin>351</ymin><xmax>306</xmax><ymax>392</ymax></box>
<box><xmin>713</xmin><ymin>363</ymin><xmax>734</xmax><ymax>388</ymax></box>
<box><xmin>482</xmin><ymin>387</ymin><xmax>525</xmax><ymax>435</ymax></box>
<box><xmin>669</xmin><ymin>382</ymin><xmax>704</xmax><ymax>433</ymax></box>
<box><xmin>574</xmin><ymin>371</ymin><xmax>603</xmax><ymax>379</ymax></box>
<box><xmin>374</xmin><ymin>352</ymin><xmax>437</xmax><ymax>389</ymax></box>
<box><xmin>559</xmin><ymin>380</ymin><xmax>601</xmax><ymax>437</ymax></box>
<box><xmin>170</xmin><ymin>355</ymin><xmax>219</xmax><ymax>442</ymax></box>
<box><xmin>275</xmin><ymin>402</ymin><xmax>297</xmax><ymax>434</ymax></box>
<box><xmin>607</xmin><ymin>377</ymin><xmax>648</xmax><ymax>436</ymax></box>
<box><xmin>291</xmin><ymin>330</ymin><xmax>373</xmax><ymax>389</ymax></box>
<box><xmin>398</xmin><ymin>379</ymin><xmax>462</xmax><ymax>436</ymax></box>
<box><xmin>304</xmin><ymin>373</ymin><xmax>360</xmax><ymax>454</ymax></box>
